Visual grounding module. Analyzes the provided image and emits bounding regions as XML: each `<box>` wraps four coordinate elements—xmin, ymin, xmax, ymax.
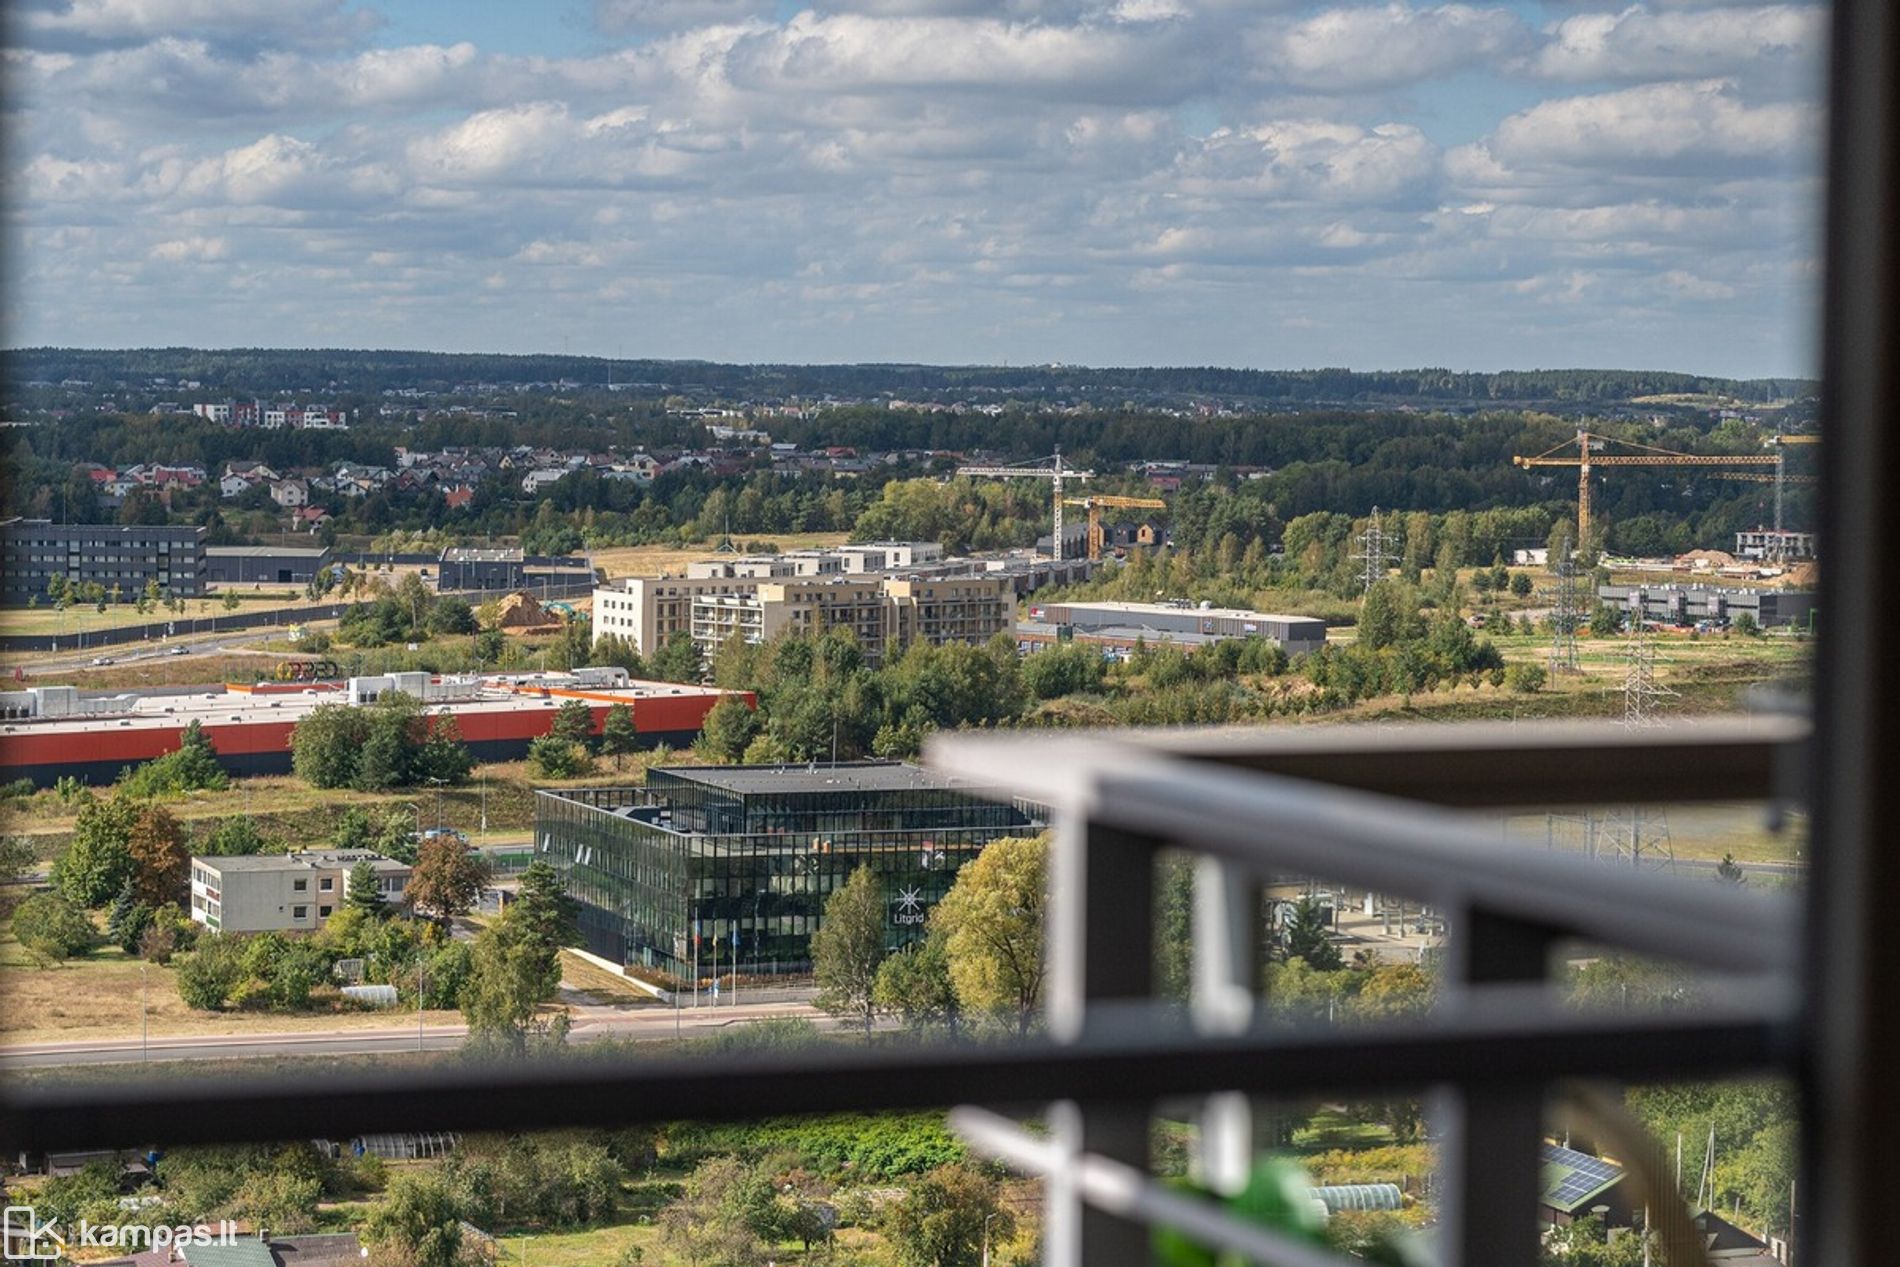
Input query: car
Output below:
<box><xmin>89</xmin><ymin>656</ymin><xmax>113</xmax><ymax>666</ymax></box>
<box><xmin>168</xmin><ymin>645</ymin><xmax>190</xmax><ymax>656</ymax></box>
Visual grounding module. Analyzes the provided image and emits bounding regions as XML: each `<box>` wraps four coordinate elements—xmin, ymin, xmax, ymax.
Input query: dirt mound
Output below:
<box><xmin>494</xmin><ymin>590</ymin><xmax>549</xmax><ymax>629</ymax></box>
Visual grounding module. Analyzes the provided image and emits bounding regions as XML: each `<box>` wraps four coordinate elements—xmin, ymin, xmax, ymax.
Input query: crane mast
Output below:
<box><xmin>955</xmin><ymin>449</ymin><xmax>1095</xmax><ymax>560</ymax></box>
<box><xmin>1513</xmin><ymin>430</ymin><xmax>1782</xmax><ymax>552</ymax></box>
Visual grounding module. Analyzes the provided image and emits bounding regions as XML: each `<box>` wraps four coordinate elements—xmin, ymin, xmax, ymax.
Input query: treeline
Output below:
<box><xmin>9</xmin><ymin>347</ymin><xmax>1814</xmax><ymax>405</ymax></box>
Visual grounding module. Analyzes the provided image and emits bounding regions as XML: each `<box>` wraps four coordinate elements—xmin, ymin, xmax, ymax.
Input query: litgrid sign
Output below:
<box><xmin>892</xmin><ymin>886</ymin><xmax>927</xmax><ymax>925</ymax></box>
<box><xmin>3</xmin><ymin>1206</ymin><xmax>240</xmax><ymax>1261</ymax></box>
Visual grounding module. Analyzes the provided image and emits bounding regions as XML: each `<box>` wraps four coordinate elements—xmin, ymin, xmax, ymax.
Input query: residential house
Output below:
<box><xmin>270</xmin><ymin>479</ymin><xmax>309</xmax><ymax>509</ymax></box>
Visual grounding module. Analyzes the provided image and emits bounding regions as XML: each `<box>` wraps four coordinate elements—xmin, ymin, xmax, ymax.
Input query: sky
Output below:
<box><xmin>3</xmin><ymin>0</ymin><xmax>1827</xmax><ymax>378</ymax></box>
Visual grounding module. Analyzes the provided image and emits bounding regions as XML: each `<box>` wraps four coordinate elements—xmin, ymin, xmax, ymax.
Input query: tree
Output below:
<box><xmin>933</xmin><ymin>835</ymin><xmax>1048</xmax><ymax>1037</ymax></box>
<box><xmin>1356</xmin><ymin>580</ymin><xmax>1419</xmax><ymax>652</ymax></box>
<box><xmin>513</xmin><ymin>860</ymin><xmax>581</xmax><ymax>960</ymax></box>
<box><xmin>1589</xmin><ymin>603</ymin><xmax>1622</xmax><ymax>637</ymax></box>
<box><xmin>812</xmin><ymin>865</ymin><xmax>888</xmax><ymax>1034</ymax></box>
<box><xmin>883</xmin><ymin>1163</ymin><xmax>1014</xmax><ymax>1267</ymax></box>
<box><xmin>347</xmin><ymin>859</ymin><xmax>391</xmax><ymax>918</ymax></box>
<box><xmin>127</xmin><ymin>804</ymin><xmax>190</xmax><ymax>906</ymax></box>
<box><xmin>12</xmin><ymin>891</ymin><xmax>96</xmax><ymax>966</ymax></box>
<box><xmin>54</xmin><ymin>796</ymin><xmax>141</xmax><ymax>907</ymax></box>
<box><xmin>1282</xmin><ymin>896</ymin><xmax>1342</xmax><ymax>970</ymax></box>
<box><xmin>357</xmin><ymin>692</ymin><xmax>426</xmax><ymax>790</ymax></box>
<box><xmin>1510</xmin><ymin>570</ymin><xmax>1534</xmax><ymax>598</ymax></box>
<box><xmin>874</xmin><ymin>930</ymin><xmax>961</xmax><ymax>1038</ymax></box>
<box><xmin>363</xmin><ymin>1172</ymin><xmax>471</xmax><ymax>1267</ymax></box>
<box><xmin>407</xmin><ymin>834</ymin><xmax>491</xmax><ymax>923</ymax></box>
<box><xmin>551</xmin><ymin>699</ymin><xmax>596</xmax><ymax>748</ymax></box>
<box><xmin>648</xmin><ymin>630</ymin><xmax>702</xmax><ymax>683</ymax></box>
<box><xmin>599</xmin><ymin>702</ymin><xmax>640</xmax><ymax>769</ymax></box>
<box><xmin>199</xmin><ymin>816</ymin><xmax>274</xmax><ymax>856</ymax></box>
<box><xmin>414</xmin><ymin>714</ymin><xmax>475</xmax><ymax>785</ymax></box>
<box><xmin>290</xmin><ymin>702</ymin><xmax>369</xmax><ymax>789</ymax></box>
<box><xmin>1732</xmin><ymin>611</ymin><xmax>1762</xmax><ymax>637</ymax></box>
<box><xmin>176</xmin><ymin>935</ymin><xmax>244</xmax><ymax>1010</ymax></box>
<box><xmin>527</xmin><ymin>735</ymin><xmax>592</xmax><ymax>779</ymax></box>
<box><xmin>1715</xmin><ymin>853</ymin><xmax>1746</xmax><ymax>885</ymax></box>
<box><xmin>694</xmin><ymin>695</ymin><xmax>758</xmax><ymax>763</ymax></box>
<box><xmin>461</xmin><ymin>919</ymin><xmax>566</xmax><ymax>1059</ymax></box>
<box><xmin>660</xmin><ymin>1155</ymin><xmax>771</xmax><ymax>1267</ymax></box>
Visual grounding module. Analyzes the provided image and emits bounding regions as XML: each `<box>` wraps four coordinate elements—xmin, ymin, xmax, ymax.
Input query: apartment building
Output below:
<box><xmin>189</xmin><ymin>850</ymin><xmax>411</xmax><ymax>934</ymax></box>
<box><xmin>0</xmin><ymin>519</ymin><xmax>206</xmax><ymax>605</ymax></box>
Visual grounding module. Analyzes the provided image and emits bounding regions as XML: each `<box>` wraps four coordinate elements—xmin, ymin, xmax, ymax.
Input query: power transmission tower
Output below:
<box><xmin>1351</xmin><ymin>506</ymin><xmax>1397</xmax><ymax>594</ymax></box>
<box><xmin>1546</xmin><ymin>558</ymin><xmax>1584</xmax><ymax>675</ymax></box>
<box><xmin>1591</xmin><ymin>625</ymin><xmax>1677</xmax><ymax>868</ymax></box>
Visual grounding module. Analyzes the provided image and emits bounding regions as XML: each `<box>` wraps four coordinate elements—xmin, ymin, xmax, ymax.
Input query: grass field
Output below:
<box><xmin>0</xmin><ymin>929</ymin><xmax>461</xmax><ymax>1047</ymax></box>
<box><xmin>590</xmin><ymin>533</ymin><xmax>852</xmax><ymax>580</ymax></box>
<box><xmin>0</xmin><ymin>588</ymin><xmax>350</xmax><ymax>637</ymax></box>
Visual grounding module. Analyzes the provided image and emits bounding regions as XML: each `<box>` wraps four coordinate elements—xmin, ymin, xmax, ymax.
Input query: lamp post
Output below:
<box><xmin>982</xmin><ymin>1211</ymin><xmax>1000</xmax><ymax>1267</ymax></box>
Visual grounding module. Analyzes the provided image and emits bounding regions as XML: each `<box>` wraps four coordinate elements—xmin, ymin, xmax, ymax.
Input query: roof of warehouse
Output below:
<box><xmin>655</xmin><ymin>761</ymin><xmax>977</xmax><ymax>796</ymax></box>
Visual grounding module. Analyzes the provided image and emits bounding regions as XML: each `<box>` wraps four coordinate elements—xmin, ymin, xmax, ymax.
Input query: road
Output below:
<box><xmin>0</xmin><ymin>999</ymin><xmax>832</xmax><ymax>1069</ymax></box>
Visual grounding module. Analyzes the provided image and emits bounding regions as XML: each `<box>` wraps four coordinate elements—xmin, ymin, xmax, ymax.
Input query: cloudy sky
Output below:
<box><xmin>4</xmin><ymin>0</ymin><xmax>1826</xmax><ymax>376</ymax></box>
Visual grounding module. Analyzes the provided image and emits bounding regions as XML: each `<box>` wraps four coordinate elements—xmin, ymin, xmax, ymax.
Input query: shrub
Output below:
<box><xmin>177</xmin><ymin>936</ymin><xmax>245</xmax><ymax>1011</ymax></box>
<box><xmin>527</xmin><ymin>736</ymin><xmax>593</xmax><ymax>779</ymax></box>
<box><xmin>1504</xmin><ymin>663</ymin><xmax>1548</xmax><ymax>694</ymax></box>
<box><xmin>12</xmin><ymin>891</ymin><xmax>97</xmax><ymax>965</ymax></box>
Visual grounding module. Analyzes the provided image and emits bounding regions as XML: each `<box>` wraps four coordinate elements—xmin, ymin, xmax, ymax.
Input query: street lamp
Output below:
<box><xmin>982</xmin><ymin>1211</ymin><xmax>1000</xmax><ymax>1267</ymax></box>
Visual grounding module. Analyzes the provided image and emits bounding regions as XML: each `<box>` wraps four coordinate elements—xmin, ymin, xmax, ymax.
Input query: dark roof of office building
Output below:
<box><xmin>205</xmin><ymin>545</ymin><xmax>330</xmax><ymax>559</ymax></box>
<box><xmin>654</xmin><ymin>761</ymin><xmax>976</xmax><ymax>796</ymax></box>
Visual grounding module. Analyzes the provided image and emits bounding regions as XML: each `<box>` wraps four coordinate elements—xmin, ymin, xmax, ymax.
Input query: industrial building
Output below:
<box><xmin>0</xmin><ymin>670</ymin><xmax>744</xmax><ymax>787</ymax></box>
<box><xmin>203</xmin><ymin>544</ymin><xmax>332</xmax><ymax>586</ymax></box>
<box><xmin>534</xmin><ymin>762</ymin><xmax>1042</xmax><ymax>974</ymax></box>
<box><xmin>0</xmin><ymin>519</ymin><xmax>206</xmax><ymax>604</ymax></box>
<box><xmin>1734</xmin><ymin>528</ymin><xmax>1817</xmax><ymax>561</ymax></box>
<box><xmin>1597</xmin><ymin>583</ymin><xmax>1817</xmax><ymax>629</ymax></box>
<box><xmin>1017</xmin><ymin>600</ymin><xmax>1329</xmax><ymax>658</ymax></box>
<box><xmin>437</xmin><ymin>546</ymin><xmax>596</xmax><ymax>592</ymax></box>
<box><xmin>189</xmin><ymin>850</ymin><xmax>410</xmax><ymax>934</ymax></box>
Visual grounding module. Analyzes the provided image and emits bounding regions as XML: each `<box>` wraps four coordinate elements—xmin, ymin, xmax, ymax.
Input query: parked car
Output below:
<box><xmin>168</xmin><ymin>645</ymin><xmax>190</xmax><ymax>656</ymax></box>
<box><xmin>89</xmin><ymin>656</ymin><xmax>113</xmax><ymax>666</ymax></box>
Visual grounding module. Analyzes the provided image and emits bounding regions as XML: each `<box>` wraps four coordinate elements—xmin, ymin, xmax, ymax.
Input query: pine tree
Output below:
<box><xmin>346</xmin><ymin>859</ymin><xmax>390</xmax><ymax>919</ymax></box>
<box><xmin>599</xmin><ymin>703</ymin><xmax>640</xmax><ymax>770</ymax></box>
<box><xmin>1282</xmin><ymin>896</ymin><xmax>1342</xmax><ymax>970</ymax></box>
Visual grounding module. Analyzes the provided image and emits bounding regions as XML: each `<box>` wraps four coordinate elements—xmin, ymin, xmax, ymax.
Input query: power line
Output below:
<box><xmin>1350</xmin><ymin>506</ymin><xmax>1397</xmax><ymax>594</ymax></box>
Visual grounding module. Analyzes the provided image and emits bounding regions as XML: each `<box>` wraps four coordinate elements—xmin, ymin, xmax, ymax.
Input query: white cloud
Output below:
<box><xmin>1531</xmin><ymin>4</ymin><xmax>1822</xmax><ymax>83</ymax></box>
<box><xmin>1484</xmin><ymin>79</ymin><xmax>1818</xmax><ymax>172</ymax></box>
<box><xmin>14</xmin><ymin>0</ymin><xmax>380</xmax><ymax>52</ymax></box>
<box><xmin>1247</xmin><ymin>3</ymin><xmax>1528</xmax><ymax>91</ymax></box>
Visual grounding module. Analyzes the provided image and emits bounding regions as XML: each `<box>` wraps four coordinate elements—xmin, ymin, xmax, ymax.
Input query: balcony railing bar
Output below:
<box><xmin>950</xmin><ymin>716</ymin><xmax>1805</xmax><ymax>808</ymax></box>
<box><xmin>930</xmin><ymin>735</ymin><xmax>1795</xmax><ymax>976</ymax></box>
<box><xmin>0</xmin><ymin>984</ymin><xmax>1790</xmax><ymax>1155</ymax></box>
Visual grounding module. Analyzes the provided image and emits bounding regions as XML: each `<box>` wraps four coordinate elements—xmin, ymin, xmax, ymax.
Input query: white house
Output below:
<box><xmin>270</xmin><ymin>479</ymin><xmax>310</xmax><ymax>508</ymax></box>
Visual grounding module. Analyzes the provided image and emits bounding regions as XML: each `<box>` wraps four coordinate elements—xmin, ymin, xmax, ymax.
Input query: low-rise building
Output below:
<box><xmin>189</xmin><ymin>850</ymin><xmax>410</xmax><ymax>934</ymax></box>
<box><xmin>1018</xmin><ymin>600</ymin><xmax>1328</xmax><ymax>658</ymax></box>
<box><xmin>1598</xmin><ymin>583</ymin><xmax>1817</xmax><ymax>628</ymax></box>
<box><xmin>203</xmin><ymin>544</ymin><xmax>332</xmax><ymax>586</ymax></box>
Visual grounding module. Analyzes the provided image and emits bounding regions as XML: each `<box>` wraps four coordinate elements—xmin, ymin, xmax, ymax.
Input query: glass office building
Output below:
<box><xmin>534</xmin><ymin>762</ymin><xmax>1043</xmax><ymax>977</ymax></box>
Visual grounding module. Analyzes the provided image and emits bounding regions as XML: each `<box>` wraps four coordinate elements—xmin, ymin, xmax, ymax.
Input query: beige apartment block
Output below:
<box><xmin>189</xmin><ymin>850</ymin><xmax>410</xmax><ymax>934</ymax></box>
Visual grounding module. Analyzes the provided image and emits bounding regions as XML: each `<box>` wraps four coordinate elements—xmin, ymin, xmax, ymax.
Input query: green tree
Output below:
<box><xmin>659</xmin><ymin>1155</ymin><xmax>770</xmax><ymax>1267</ymax></box>
<box><xmin>1589</xmin><ymin>603</ymin><xmax>1623</xmax><ymax>637</ymax></box>
<box><xmin>599</xmin><ymin>702</ymin><xmax>640</xmax><ymax>769</ymax></box>
<box><xmin>1715</xmin><ymin>853</ymin><xmax>1746</xmax><ymax>885</ymax></box>
<box><xmin>176</xmin><ymin>935</ymin><xmax>244</xmax><ymax>1010</ymax></box>
<box><xmin>290</xmin><ymin>702</ymin><xmax>369</xmax><ymax>789</ymax></box>
<box><xmin>527</xmin><ymin>735</ymin><xmax>593</xmax><ymax>779</ymax></box>
<box><xmin>12</xmin><ymin>891</ymin><xmax>97</xmax><ymax>966</ymax></box>
<box><xmin>347</xmin><ymin>859</ymin><xmax>391</xmax><ymax>918</ymax></box>
<box><xmin>883</xmin><ymin>1163</ymin><xmax>1014</xmax><ymax>1267</ymax></box>
<box><xmin>812</xmin><ymin>864</ymin><xmax>889</xmax><ymax>1034</ymax></box>
<box><xmin>551</xmin><ymin>699</ymin><xmax>596</xmax><ymax>748</ymax></box>
<box><xmin>406</xmin><ymin>834</ymin><xmax>491</xmax><ymax>923</ymax></box>
<box><xmin>461</xmin><ymin>919</ymin><xmax>567</xmax><ymax>1059</ymax></box>
<box><xmin>513</xmin><ymin>860</ymin><xmax>581</xmax><ymax>961</ymax></box>
<box><xmin>1511</xmin><ymin>571</ymin><xmax>1534</xmax><ymax>598</ymax></box>
<box><xmin>648</xmin><ymin>630</ymin><xmax>702</xmax><ymax>683</ymax></box>
<box><xmin>363</xmin><ymin>1172</ymin><xmax>470</xmax><ymax>1267</ymax></box>
<box><xmin>1356</xmin><ymin>580</ymin><xmax>1420</xmax><ymax>651</ymax></box>
<box><xmin>1282</xmin><ymin>896</ymin><xmax>1342</xmax><ymax>970</ymax></box>
<box><xmin>1732</xmin><ymin>611</ymin><xmax>1762</xmax><ymax>637</ymax></box>
<box><xmin>222</xmin><ymin>590</ymin><xmax>242</xmax><ymax>612</ymax></box>
<box><xmin>414</xmin><ymin>715</ymin><xmax>475</xmax><ymax>785</ymax></box>
<box><xmin>357</xmin><ymin>692</ymin><xmax>426</xmax><ymax>790</ymax></box>
<box><xmin>694</xmin><ymin>695</ymin><xmax>759</xmax><ymax>763</ymax></box>
<box><xmin>934</xmin><ymin>835</ymin><xmax>1048</xmax><ymax>1037</ymax></box>
<box><xmin>54</xmin><ymin>796</ymin><xmax>141</xmax><ymax>907</ymax></box>
<box><xmin>200</xmin><ymin>816</ymin><xmax>275</xmax><ymax>856</ymax></box>
<box><xmin>105</xmin><ymin>879</ymin><xmax>155</xmax><ymax>954</ymax></box>
<box><xmin>874</xmin><ymin>930</ymin><xmax>961</xmax><ymax>1038</ymax></box>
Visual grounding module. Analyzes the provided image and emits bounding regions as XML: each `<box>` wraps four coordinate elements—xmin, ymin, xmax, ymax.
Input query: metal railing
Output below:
<box><xmin>923</xmin><ymin>717</ymin><xmax>1804</xmax><ymax>1266</ymax></box>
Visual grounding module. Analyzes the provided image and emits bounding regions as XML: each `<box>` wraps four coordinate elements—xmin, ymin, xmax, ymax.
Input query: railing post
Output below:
<box><xmin>1438</xmin><ymin>909</ymin><xmax>1553</xmax><ymax>1267</ymax></box>
<box><xmin>1046</xmin><ymin>812</ymin><xmax>1156</xmax><ymax>1267</ymax></box>
<box><xmin>1193</xmin><ymin>856</ymin><xmax>1260</xmax><ymax>1196</ymax></box>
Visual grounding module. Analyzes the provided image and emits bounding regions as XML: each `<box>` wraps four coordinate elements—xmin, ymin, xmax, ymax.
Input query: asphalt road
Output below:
<box><xmin>0</xmin><ymin>999</ymin><xmax>831</xmax><ymax>1069</ymax></box>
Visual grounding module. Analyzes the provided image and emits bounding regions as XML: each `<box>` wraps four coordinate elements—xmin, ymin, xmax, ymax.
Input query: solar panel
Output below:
<box><xmin>1542</xmin><ymin>1144</ymin><xmax>1624</xmax><ymax>1208</ymax></box>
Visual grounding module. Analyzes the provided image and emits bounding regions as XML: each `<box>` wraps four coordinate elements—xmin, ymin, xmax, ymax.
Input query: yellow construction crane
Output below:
<box><xmin>955</xmin><ymin>449</ymin><xmax>1094</xmax><ymax>561</ymax></box>
<box><xmin>1513</xmin><ymin>430</ymin><xmax>1780</xmax><ymax>547</ymax></box>
<box><xmin>1061</xmin><ymin>495</ymin><xmax>1168</xmax><ymax>560</ymax></box>
<box><xmin>1763</xmin><ymin>434</ymin><xmax>1821</xmax><ymax>530</ymax></box>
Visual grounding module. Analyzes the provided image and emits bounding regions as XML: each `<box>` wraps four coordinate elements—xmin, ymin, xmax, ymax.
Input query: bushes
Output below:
<box><xmin>664</xmin><ymin>1113</ymin><xmax>964</xmax><ymax>1180</ymax></box>
<box><xmin>12</xmin><ymin>891</ymin><xmax>96</xmax><ymax>965</ymax></box>
<box><xmin>290</xmin><ymin>691</ymin><xmax>472</xmax><ymax>790</ymax></box>
<box><xmin>116</xmin><ymin>720</ymin><xmax>228</xmax><ymax>797</ymax></box>
<box><xmin>527</xmin><ymin>735</ymin><xmax>593</xmax><ymax>779</ymax></box>
<box><xmin>1504</xmin><ymin>663</ymin><xmax>1548</xmax><ymax>694</ymax></box>
<box><xmin>177</xmin><ymin>936</ymin><xmax>245</xmax><ymax>1010</ymax></box>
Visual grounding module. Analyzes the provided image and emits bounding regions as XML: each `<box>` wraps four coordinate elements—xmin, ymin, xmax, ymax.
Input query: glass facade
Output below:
<box><xmin>535</xmin><ymin>763</ymin><xmax>1042</xmax><ymax>977</ymax></box>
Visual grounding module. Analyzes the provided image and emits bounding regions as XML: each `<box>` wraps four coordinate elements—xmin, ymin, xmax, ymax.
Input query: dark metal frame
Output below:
<box><xmin>4</xmin><ymin>1</ymin><xmax>1894</xmax><ymax>1260</ymax></box>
